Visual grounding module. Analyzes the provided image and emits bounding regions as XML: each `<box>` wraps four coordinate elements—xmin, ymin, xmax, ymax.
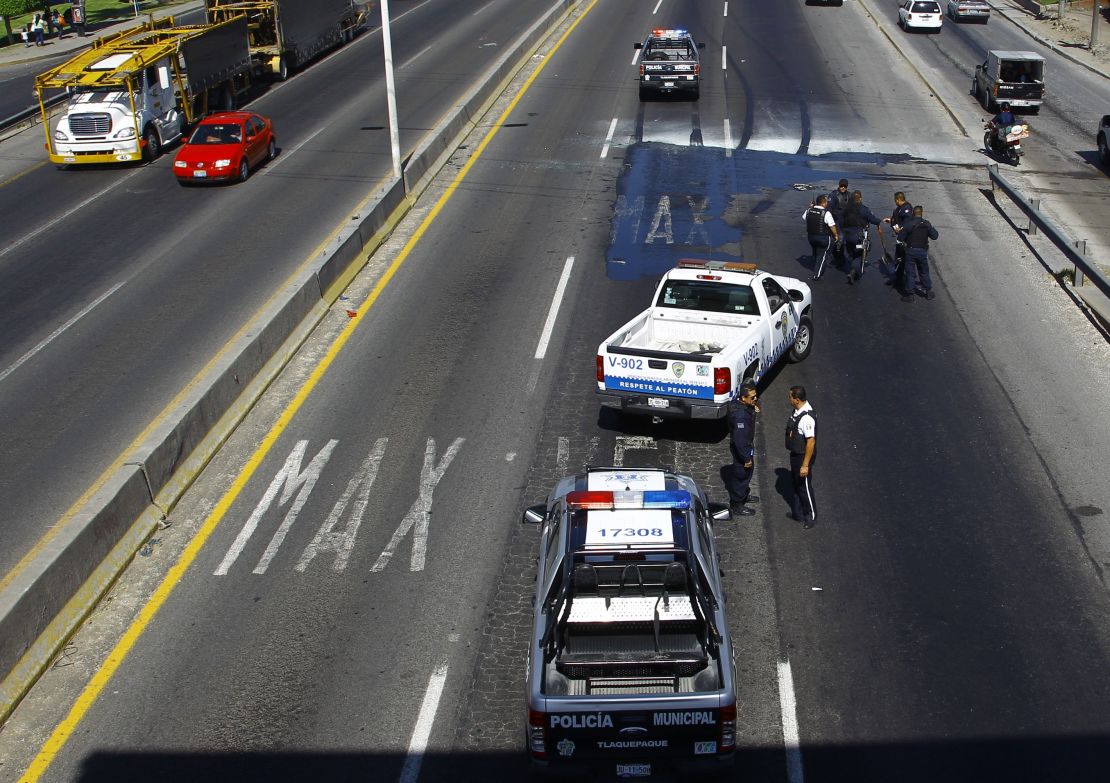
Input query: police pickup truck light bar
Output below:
<box><xmin>565</xmin><ymin>490</ymin><xmax>691</xmax><ymax>511</ymax></box>
<box><xmin>652</xmin><ymin>28</ymin><xmax>688</xmax><ymax>37</ymax></box>
<box><xmin>675</xmin><ymin>258</ymin><xmax>759</xmax><ymax>273</ymax></box>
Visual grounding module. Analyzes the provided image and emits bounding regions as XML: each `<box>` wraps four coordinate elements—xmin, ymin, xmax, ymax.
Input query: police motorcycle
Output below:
<box><xmin>984</xmin><ymin>118</ymin><xmax>1030</xmax><ymax>166</ymax></box>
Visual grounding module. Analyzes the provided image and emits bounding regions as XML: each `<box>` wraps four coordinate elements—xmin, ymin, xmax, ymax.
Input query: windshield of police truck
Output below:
<box><xmin>656</xmin><ymin>280</ymin><xmax>759</xmax><ymax>315</ymax></box>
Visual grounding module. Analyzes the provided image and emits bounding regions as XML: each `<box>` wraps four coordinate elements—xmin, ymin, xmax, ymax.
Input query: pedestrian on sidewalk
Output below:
<box><xmin>52</xmin><ymin>10</ymin><xmax>66</xmax><ymax>39</ymax></box>
<box><xmin>21</xmin><ymin>24</ymin><xmax>32</xmax><ymax>47</ymax></box>
<box><xmin>32</xmin><ymin>13</ymin><xmax>46</xmax><ymax>46</ymax></box>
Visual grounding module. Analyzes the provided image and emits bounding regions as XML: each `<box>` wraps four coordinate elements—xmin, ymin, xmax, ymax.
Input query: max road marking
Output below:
<box><xmin>214</xmin><ymin>436</ymin><xmax>462</xmax><ymax>575</ymax></box>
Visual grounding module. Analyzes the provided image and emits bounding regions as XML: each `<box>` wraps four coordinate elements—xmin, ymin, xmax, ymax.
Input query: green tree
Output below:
<box><xmin>0</xmin><ymin>0</ymin><xmax>37</xmax><ymax>46</ymax></box>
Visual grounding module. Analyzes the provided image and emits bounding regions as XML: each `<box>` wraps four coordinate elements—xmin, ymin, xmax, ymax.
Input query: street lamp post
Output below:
<box><xmin>1093</xmin><ymin>0</ymin><xmax>1102</xmax><ymax>50</ymax></box>
<box><xmin>380</xmin><ymin>0</ymin><xmax>402</xmax><ymax>180</ymax></box>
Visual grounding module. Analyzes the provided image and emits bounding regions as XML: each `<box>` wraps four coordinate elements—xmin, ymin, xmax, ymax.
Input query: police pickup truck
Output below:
<box><xmin>634</xmin><ymin>28</ymin><xmax>704</xmax><ymax>101</ymax></box>
<box><xmin>523</xmin><ymin>467</ymin><xmax>736</xmax><ymax>780</ymax></box>
<box><xmin>596</xmin><ymin>259</ymin><xmax>813</xmax><ymax>419</ymax></box>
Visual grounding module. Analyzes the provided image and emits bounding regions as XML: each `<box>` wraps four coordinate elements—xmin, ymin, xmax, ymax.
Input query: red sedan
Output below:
<box><xmin>173</xmin><ymin>111</ymin><xmax>276</xmax><ymax>185</ymax></box>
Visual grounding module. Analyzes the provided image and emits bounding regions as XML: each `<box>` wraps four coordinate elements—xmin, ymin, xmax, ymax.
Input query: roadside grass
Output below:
<box><xmin>4</xmin><ymin>0</ymin><xmax>192</xmax><ymax>46</ymax></box>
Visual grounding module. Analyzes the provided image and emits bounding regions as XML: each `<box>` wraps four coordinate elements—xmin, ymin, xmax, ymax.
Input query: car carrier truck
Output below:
<box><xmin>205</xmin><ymin>0</ymin><xmax>368</xmax><ymax>81</ymax></box>
<box><xmin>36</xmin><ymin>16</ymin><xmax>252</xmax><ymax>166</ymax></box>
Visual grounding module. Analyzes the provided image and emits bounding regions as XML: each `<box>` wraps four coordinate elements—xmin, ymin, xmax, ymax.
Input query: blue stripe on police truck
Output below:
<box><xmin>605</xmin><ymin>375</ymin><xmax>714</xmax><ymax>399</ymax></box>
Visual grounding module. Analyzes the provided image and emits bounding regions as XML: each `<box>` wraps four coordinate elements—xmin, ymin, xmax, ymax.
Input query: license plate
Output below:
<box><xmin>647</xmin><ymin>397</ymin><xmax>669</xmax><ymax>409</ymax></box>
<box><xmin>616</xmin><ymin>763</ymin><xmax>651</xmax><ymax>778</ymax></box>
<box><xmin>663</xmin><ymin>81</ymin><xmax>675</xmax><ymax>88</ymax></box>
<box><xmin>192</xmin><ymin>170</ymin><xmax>207</xmax><ymax>178</ymax></box>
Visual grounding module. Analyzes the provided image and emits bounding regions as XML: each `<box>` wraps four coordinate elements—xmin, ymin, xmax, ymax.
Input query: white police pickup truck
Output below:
<box><xmin>523</xmin><ymin>467</ymin><xmax>736</xmax><ymax>780</ymax></box>
<box><xmin>596</xmin><ymin>259</ymin><xmax>813</xmax><ymax>419</ymax></box>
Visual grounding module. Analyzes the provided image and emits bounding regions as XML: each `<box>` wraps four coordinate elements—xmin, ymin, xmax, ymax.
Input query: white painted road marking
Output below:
<box><xmin>600</xmin><ymin>118</ymin><xmax>619</xmax><ymax>159</ymax></box>
<box><xmin>534</xmin><ymin>256</ymin><xmax>575</xmax><ymax>359</ymax></box>
<box><xmin>401</xmin><ymin>44</ymin><xmax>433</xmax><ymax>69</ymax></box>
<box><xmin>652</xmin><ymin>0</ymin><xmax>663</xmax><ymax>13</ymax></box>
<box><xmin>0</xmin><ymin>172</ymin><xmax>141</xmax><ymax>260</ymax></box>
<box><xmin>215</xmin><ymin>440</ymin><xmax>338</xmax><ymax>575</ymax></box>
<box><xmin>724</xmin><ymin>1</ymin><xmax>728</xmax><ymax>16</ymax></box>
<box><xmin>297</xmin><ymin>437</ymin><xmax>389</xmax><ymax>573</ymax></box>
<box><xmin>0</xmin><ymin>281</ymin><xmax>125</xmax><ymax>384</ymax></box>
<box><xmin>372</xmin><ymin>437</ymin><xmax>465</xmax><ymax>572</ymax></box>
<box><xmin>398</xmin><ymin>662</ymin><xmax>449</xmax><ymax>783</ymax></box>
<box><xmin>722</xmin><ymin>45</ymin><xmax>727</xmax><ymax>69</ymax></box>
<box><xmin>724</xmin><ymin>118</ymin><xmax>733</xmax><ymax>158</ymax></box>
<box><xmin>778</xmin><ymin>659</ymin><xmax>805</xmax><ymax>783</ymax></box>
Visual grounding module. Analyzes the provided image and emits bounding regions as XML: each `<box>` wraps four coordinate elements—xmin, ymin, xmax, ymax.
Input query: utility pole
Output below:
<box><xmin>1093</xmin><ymin>0</ymin><xmax>1102</xmax><ymax>49</ymax></box>
<box><xmin>380</xmin><ymin>0</ymin><xmax>401</xmax><ymax>180</ymax></box>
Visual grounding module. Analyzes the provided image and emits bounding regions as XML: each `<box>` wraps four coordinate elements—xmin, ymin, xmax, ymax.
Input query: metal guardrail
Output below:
<box><xmin>987</xmin><ymin>163</ymin><xmax>1110</xmax><ymax>300</ymax></box>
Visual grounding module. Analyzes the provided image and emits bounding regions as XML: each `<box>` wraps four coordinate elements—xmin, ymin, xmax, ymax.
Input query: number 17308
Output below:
<box><xmin>597</xmin><ymin>528</ymin><xmax>665</xmax><ymax>538</ymax></box>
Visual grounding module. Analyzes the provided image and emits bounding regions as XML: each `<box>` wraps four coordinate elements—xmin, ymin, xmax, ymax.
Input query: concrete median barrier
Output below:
<box><xmin>0</xmin><ymin>0</ymin><xmax>580</xmax><ymax>723</ymax></box>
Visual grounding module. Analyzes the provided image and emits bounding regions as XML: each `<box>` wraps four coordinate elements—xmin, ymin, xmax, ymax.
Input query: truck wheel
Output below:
<box><xmin>276</xmin><ymin>56</ymin><xmax>289</xmax><ymax>82</ymax></box>
<box><xmin>220</xmin><ymin>85</ymin><xmax>235</xmax><ymax>112</ymax></box>
<box><xmin>1027</xmin><ymin>105</ymin><xmax>1040</xmax><ymax>115</ymax></box>
<box><xmin>788</xmin><ymin>316</ymin><xmax>813</xmax><ymax>363</ymax></box>
<box><xmin>639</xmin><ymin>86</ymin><xmax>649</xmax><ymax>101</ymax></box>
<box><xmin>142</xmin><ymin>126</ymin><xmax>161</xmax><ymax>161</ymax></box>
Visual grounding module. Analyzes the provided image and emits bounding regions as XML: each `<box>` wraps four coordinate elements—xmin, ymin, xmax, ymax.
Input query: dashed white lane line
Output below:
<box><xmin>398</xmin><ymin>661</ymin><xmax>450</xmax><ymax>783</ymax></box>
<box><xmin>631</xmin><ymin>48</ymin><xmax>640</xmax><ymax>65</ymax></box>
<box><xmin>778</xmin><ymin>659</ymin><xmax>805</xmax><ymax>783</ymax></box>
<box><xmin>724</xmin><ymin>1</ymin><xmax>728</xmax><ymax>16</ymax></box>
<box><xmin>534</xmin><ymin>256</ymin><xmax>575</xmax><ymax>360</ymax></box>
<box><xmin>722</xmin><ymin>44</ymin><xmax>727</xmax><ymax>69</ymax></box>
<box><xmin>472</xmin><ymin>0</ymin><xmax>495</xmax><ymax>14</ymax></box>
<box><xmin>723</xmin><ymin>118</ymin><xmax>733</xmax><ymax>158</ymax></box>
<box><xmin>600</xmin><ymin>117</ymin><xmax>619</xmax><ymax>159</ymax></box>
<box><xmin>652</xmin><ymin>0</ymin><xmax>663</xmax><ymax>13</ymax></box>
<box><xmin>402</xmin><ymin>44</ymin><xmax>433</xmax><ymax>68</ymax></box>
<box><xmin>0</xmin><ymin>281</ymin><xmax>125</xmax><ymax>384</ymax></box>
<box><xmin>0</xmin><ymin>170</ymin><xmax>141</xmax><ymax>260</ymax></box>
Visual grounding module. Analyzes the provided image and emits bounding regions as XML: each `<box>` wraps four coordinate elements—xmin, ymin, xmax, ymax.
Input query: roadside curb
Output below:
<box><xmin>0</xmin><ymin>0</ymin><xmax>581</xmax><ymax>724</ymax></box>
<box><xmin>986</xmin><ymin>0</ymin><xmax>1110</xmax><ymax>81</ymax></box>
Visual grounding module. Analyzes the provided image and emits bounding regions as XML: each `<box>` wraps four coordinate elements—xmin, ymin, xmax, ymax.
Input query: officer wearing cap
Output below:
<box><xmin>803</xmin><ymin>194</ymin><xmax>839</xmax><ymax>280</ymax></box>
<box><xmin>785</xmin><ymin>385</ymin><xmax>817</xmax><ymax>529</ymax></box>
<box><xmin>894</xmin><ymin>206</ymin><xmax>940</xmax><ymax>302</ymax></box>
<box><xmin>826</xmin><ymin>179</ymin><xmax>851</xmax><ymax>266</ymax></box>
<box><xmin>724</xmin><ymin>382</ymin><xmax>760</xmax><ymax>516</ymax></box>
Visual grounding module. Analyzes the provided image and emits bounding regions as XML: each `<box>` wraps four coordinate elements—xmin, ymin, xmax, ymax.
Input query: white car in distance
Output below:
<box><xmin>899</xmin><ymin>0</ymin><xmax>943</xmax><ymax>32</ymax></box>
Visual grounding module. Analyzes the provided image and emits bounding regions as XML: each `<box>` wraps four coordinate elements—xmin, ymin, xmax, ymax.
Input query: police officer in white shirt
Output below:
<box><xmin>803</xmin><ymin>195</ymin><xmax>839</xmax><ymax>281</ymax></box>
<box><xmin>785</xmin><ymin>385</ymin><xmax>817</xmax><ymax>529</ymax></box>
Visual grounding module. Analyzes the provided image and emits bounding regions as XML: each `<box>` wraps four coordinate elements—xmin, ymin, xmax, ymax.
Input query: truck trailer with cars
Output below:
<box><xmin>523</xmin><ymin>467</ymin><xmax>737</xmax><ymax>779</ymax></box>
<box><xmin>596</xmin><ymin>259</ymin><xmax>814</xmax><ymax>419</ymax></box>
<box><xmin>205</xmin><ymin>0</ymin><xmax>368</xmax><ymax>81</ymax></box>
<box><xmin>36</xmin><ymin>16</ymin><xmax>252</xmax><ymax>166</ymax></box>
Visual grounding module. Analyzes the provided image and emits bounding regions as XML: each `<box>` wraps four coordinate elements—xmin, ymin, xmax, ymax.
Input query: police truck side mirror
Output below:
<box><xmin>698</xmin><ymin>42</ymin><xmax>706</xmax><ymax>49</ymax></box>
<box><xmin>634</xmin><ymin>42</ymin><xmax>643</xmax><ymax>49</ymax></box>
<box><xmin>522</xmin><ymin>505</ymin><xmax>546</xmax><ymax>524</ymax></box>
<box><xmin>788</xmin><ymin>289</ymin><xmax>805</xmax><ymax>303</ymax></box>
<box><xmin>707</xmin><ymin>502</ymin><xmax>731</xmax><ymax>522</ymax></box>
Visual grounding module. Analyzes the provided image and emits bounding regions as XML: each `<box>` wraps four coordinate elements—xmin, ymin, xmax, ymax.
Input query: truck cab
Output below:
<box><xmin>973</xmin><ymin>50</ymin><xmax>1045</xmax><ymax>113</ymax></box>
<box><xmin>51</xmin><ymin>56</ymin><xmax>182</xmax><ymax>164</ymax></box>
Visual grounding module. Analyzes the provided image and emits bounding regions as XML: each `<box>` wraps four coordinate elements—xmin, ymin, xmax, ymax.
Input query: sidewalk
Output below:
<box><xmin>989</xmin><ymin>0</ymin><xmax>1110</xmax><ymax>79</ymax></box>
<box><xmin>0</xmin><ymin>0</ymin><xmax>202</xmax><ymax>68</ymax></box>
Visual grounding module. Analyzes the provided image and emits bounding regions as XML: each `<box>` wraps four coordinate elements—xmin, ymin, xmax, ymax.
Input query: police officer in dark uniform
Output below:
<box><xmin>724</xmin><ymin>382</ymin><xmax>760</xmax><ymax>516</ymax></box>
<box><xmin>803</xmin><ymin>194</ymin><xmax>839</xmax><ymax>281</ymax></box>
<box><xmin>894</xmin><ymin>206</ymin><xmax>940</xmax><ymax>302</ymax></box>
<box><xmin>785</xmin><ymin>385</ymin><xmax>817</xmax><ymax>529</ymax></box>
<box><xmin>882</xmin><ymin>192</ymin><xmax>913</xmax><ymax>291</ymax></box>
<box><xmin>841</xmin><ymin>190</ymin><xmax>882</xmax><ymax>284</ymax></box>
<box><xmin>826</xmin><ymin>178</ymin><xmax>851</xmax><ymax>267</ymax></box>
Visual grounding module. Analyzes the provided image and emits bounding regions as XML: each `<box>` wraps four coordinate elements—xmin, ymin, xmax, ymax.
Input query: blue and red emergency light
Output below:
<box><xmin>566</xmin><ymin>490</ymin><xmax>691</xmax><ymax>511</ymax></box>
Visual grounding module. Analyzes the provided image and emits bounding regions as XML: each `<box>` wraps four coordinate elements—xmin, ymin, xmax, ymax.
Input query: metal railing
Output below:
<box><xmin>987</xmin><ymin>163</ymin><xmax>1110</xmax><ymax>300</ymax></box>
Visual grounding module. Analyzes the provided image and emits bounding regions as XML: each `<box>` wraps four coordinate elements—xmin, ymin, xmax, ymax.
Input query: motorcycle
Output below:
<box><xmin>984</xmin><ymin>119</ymin><xmax>1030</xmax><ymax>166</ymax></box>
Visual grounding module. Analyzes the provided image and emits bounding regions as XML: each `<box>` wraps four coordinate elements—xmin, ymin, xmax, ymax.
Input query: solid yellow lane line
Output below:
<box><xmin>18</xmin><ymin>1</ymin><xmax>599</xmax><ymax>780</ymax></box>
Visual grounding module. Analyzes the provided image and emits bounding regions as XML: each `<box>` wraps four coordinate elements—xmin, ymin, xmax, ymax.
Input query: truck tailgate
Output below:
<box><xmin>601</xmin><ymin>347</ymin><xmax>716</xmax><ymax>402</ymax></box>
<box><xmin>546</xmin><ymin>706</ymin><xmax>724</xmax><ymax>765</ymax></box>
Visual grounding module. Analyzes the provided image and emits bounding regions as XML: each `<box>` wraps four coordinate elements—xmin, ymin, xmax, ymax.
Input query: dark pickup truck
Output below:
<box><xmin>973</xmin><ymin>50</ymin><xmax>1045</xmax><ymax>113</ymax></box>
<box><xmin>634</xmin><ymin>28</ymin><xmax>704</xmax><ymax>101</ymax></box>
